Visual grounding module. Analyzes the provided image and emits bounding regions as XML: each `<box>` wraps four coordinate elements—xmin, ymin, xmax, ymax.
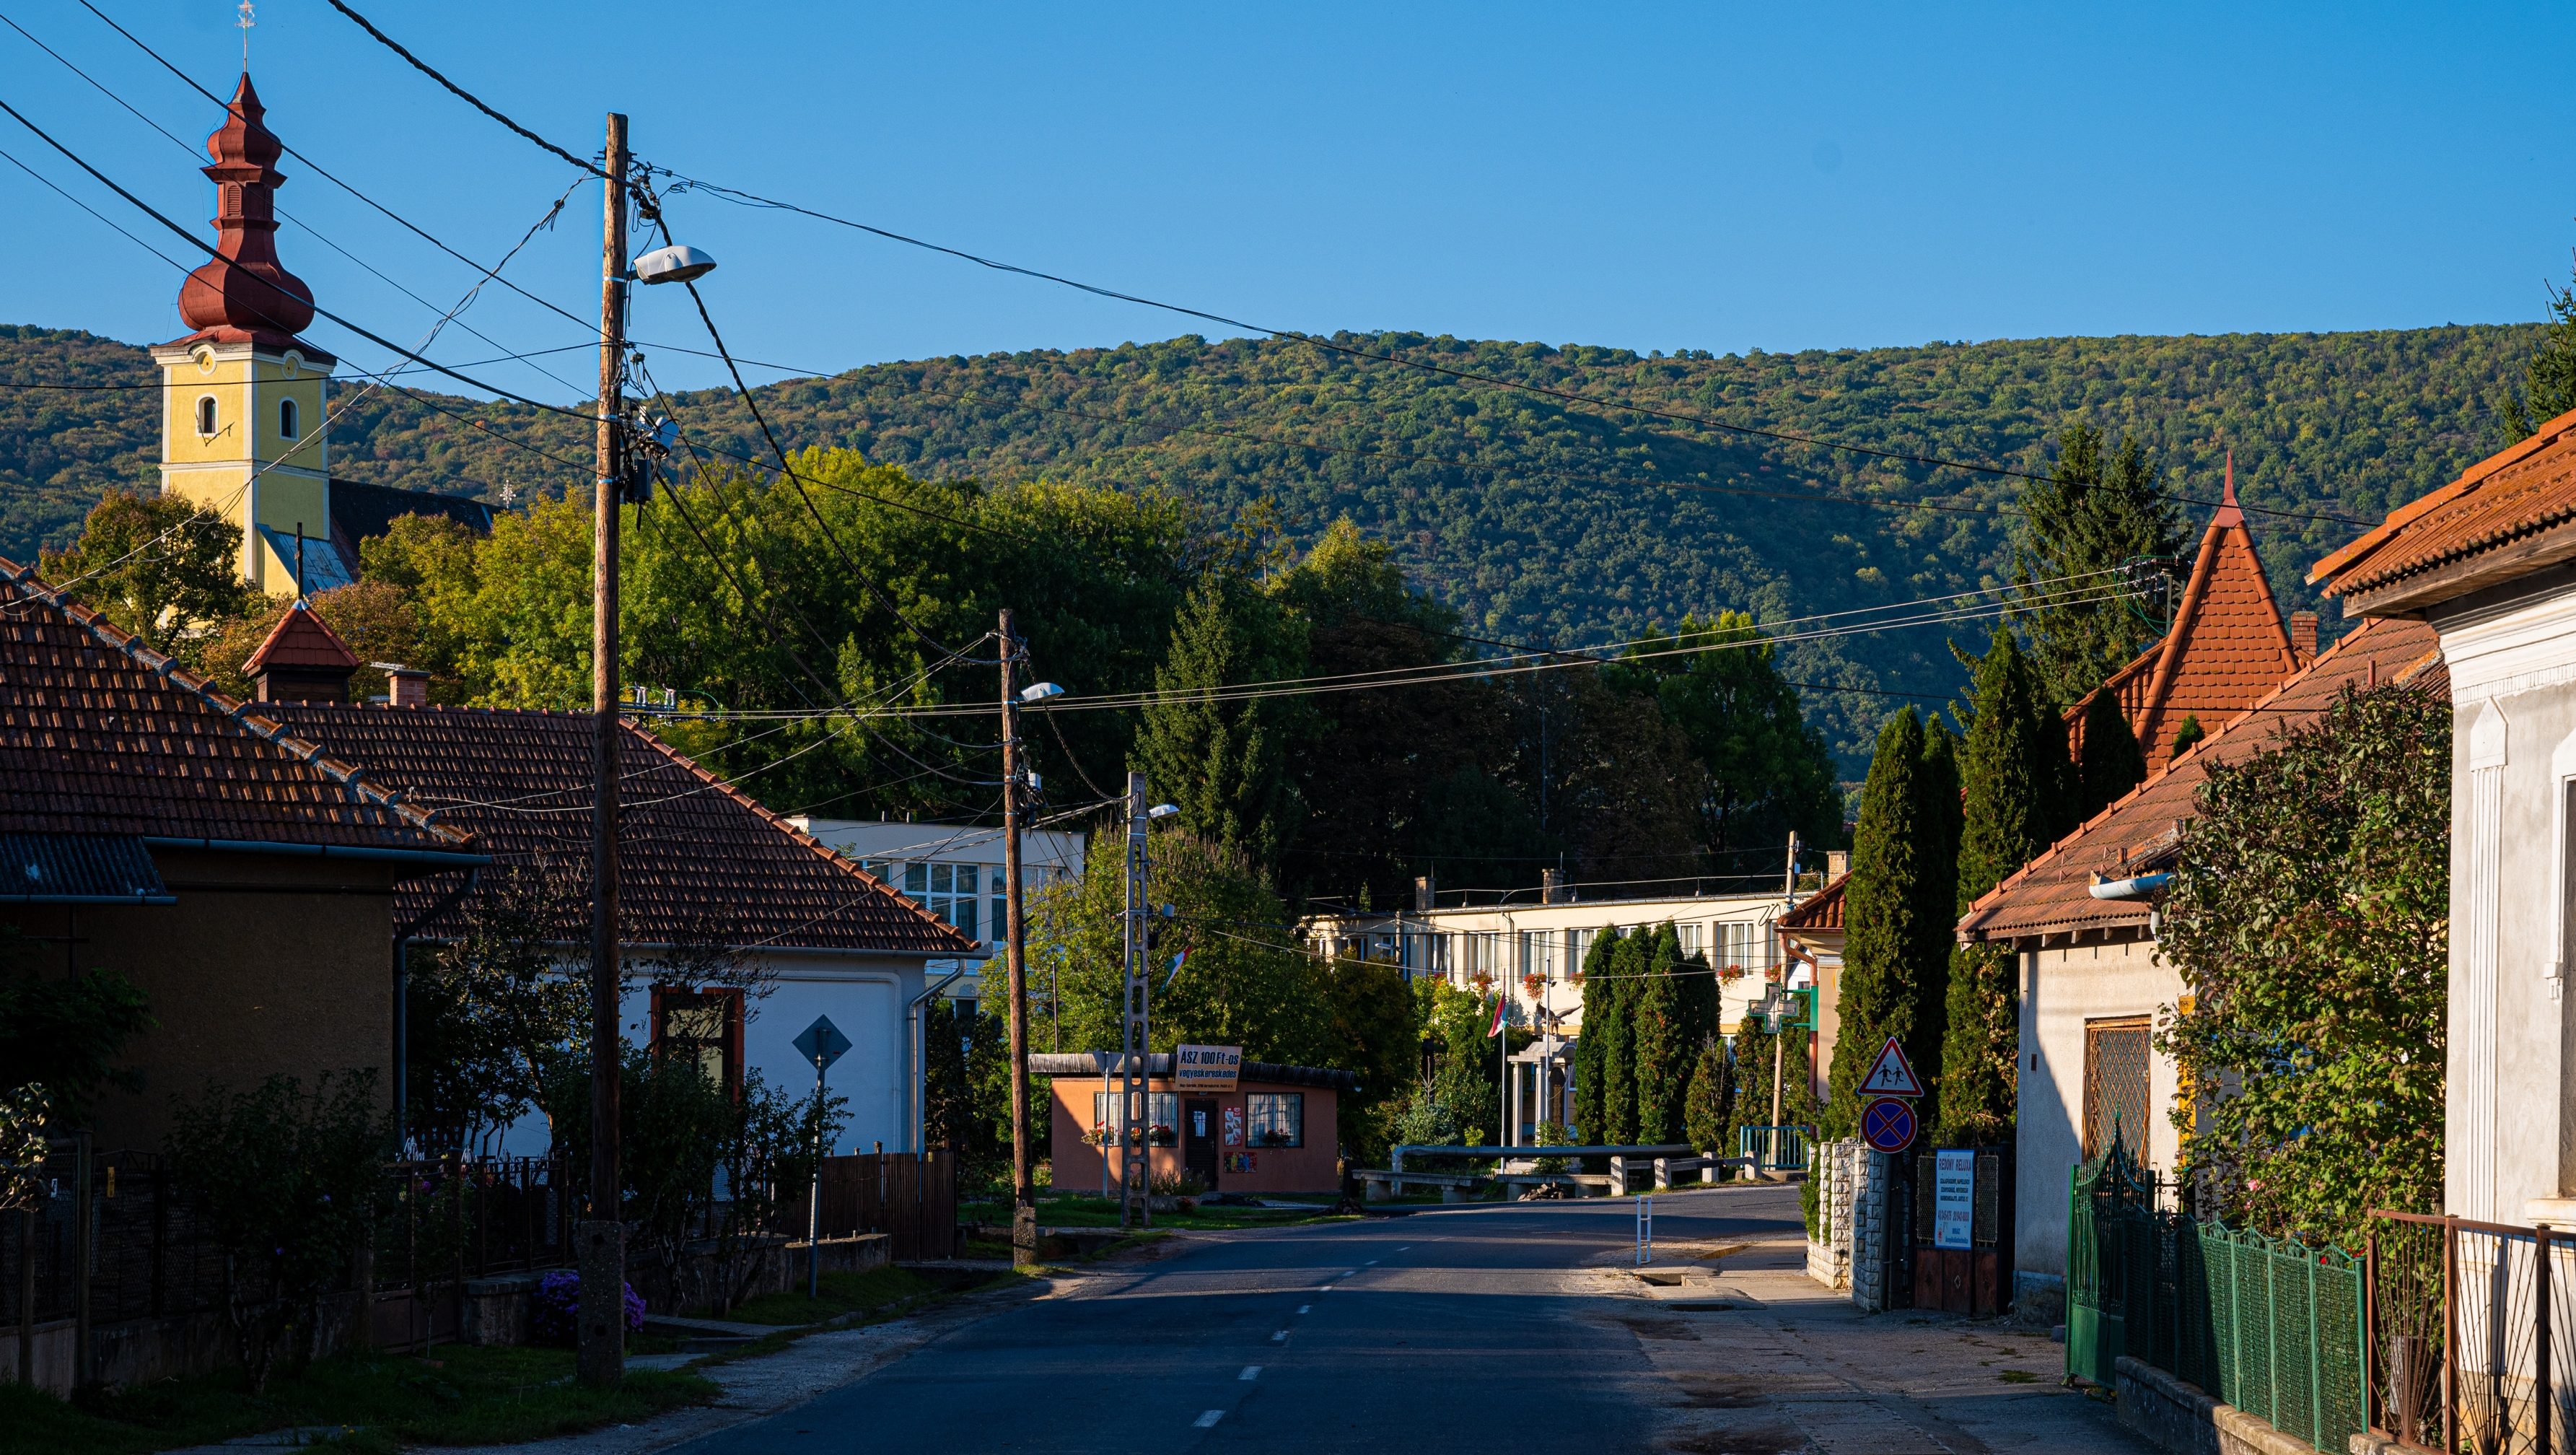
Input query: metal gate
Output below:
<box><xmin>2069</xmin><ymin>1128</ymin><xmax>2152</xmax><ymax>1386</ymax></box>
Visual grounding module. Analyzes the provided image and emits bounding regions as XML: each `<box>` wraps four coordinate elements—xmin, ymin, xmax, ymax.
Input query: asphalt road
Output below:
<box><xmin>670</xmin><ymin>1187</ymin><xmax>1804</xmax><ymax>1455</ymax></box>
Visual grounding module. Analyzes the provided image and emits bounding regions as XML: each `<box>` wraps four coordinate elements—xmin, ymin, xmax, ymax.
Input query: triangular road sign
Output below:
<box><xmin>1857</xmin><ymin>1035</ymin><xmax>1924</xmax><ymax>1097</ymax></box>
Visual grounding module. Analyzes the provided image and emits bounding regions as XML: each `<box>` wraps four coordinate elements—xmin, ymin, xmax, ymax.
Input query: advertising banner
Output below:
<box><xmin>1175</xmin><ymin>1044</ymin><xmax>1243</xmax><ymax>1091</ymax></box>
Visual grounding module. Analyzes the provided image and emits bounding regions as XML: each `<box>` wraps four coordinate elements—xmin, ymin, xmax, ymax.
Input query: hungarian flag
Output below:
<box><xmin>1486</xmin><ymin>992</ymin><xmax>1508</xmax><ymax>1039</ymax></box>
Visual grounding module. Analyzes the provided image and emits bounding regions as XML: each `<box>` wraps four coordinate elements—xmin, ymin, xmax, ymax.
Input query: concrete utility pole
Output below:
<box><xmin>578</xmin><ymin>110</ymin><xmax>630</xmax><ymax>1392</ymax></box>
<box><xmin>1119</xmin><ymin>772</ymin><xmax>1152</xmax><ymax>1229</ymax></box>
<box><xmin>999</xmin><ymin>609</ymin><xmax>1037</xmax><ymax>1268</ymax></box>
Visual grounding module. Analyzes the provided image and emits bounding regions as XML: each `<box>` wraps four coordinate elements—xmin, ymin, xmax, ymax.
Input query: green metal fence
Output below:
<box><xmin>2067</xmin><ymin>1137</ymin><xmax>2366</xmax><ymax>1452</ymax></box>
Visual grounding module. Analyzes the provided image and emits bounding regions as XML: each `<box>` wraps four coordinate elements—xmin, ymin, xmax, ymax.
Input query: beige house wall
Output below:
<box><xmin>2014</xmin><ymin>934</ymin><xmax>2184</xmax><ymax>1288</ymax></box>
<box><xmin>5</xmin><ymin>846</ymin><xmax>403</xmax><ymax>1152</ymax></box>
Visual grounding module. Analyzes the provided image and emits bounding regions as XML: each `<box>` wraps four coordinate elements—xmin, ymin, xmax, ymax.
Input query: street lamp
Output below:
<box><xmin>1017</xmin><ymin>681</ymin><xmax>1066</xmax><ymax>704</ymax></box>
<box><xmin>630</xmin><ymin>243</ymin><xmax>717</xmax><ymax>284</ymax></box>
<box><xmin>1147</xmin><ymin>803</ymin><xmax>1180</xmax><ymax>821</ymax></box>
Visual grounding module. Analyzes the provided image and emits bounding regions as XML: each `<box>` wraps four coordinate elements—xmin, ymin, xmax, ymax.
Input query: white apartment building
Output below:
<box><xmin>788</xmin><ymin>817</ymin><xmax>1085</xmax><ymax>1013</ymax></box>
<box><xmin>1304</xmin><ymin>886</ymin><xmax>1813</xmax><ymax>1142</ymax></box>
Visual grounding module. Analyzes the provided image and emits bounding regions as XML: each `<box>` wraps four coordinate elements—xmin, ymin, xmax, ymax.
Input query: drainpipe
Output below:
<box><xmin>908</xmin><ymin>963</ymin><xmax>967</xmax><ymax>1153</ymax></box>
<box><xmin>392</xmin><ymin>867</ymin><xmax>478</xmax><ymax>1155</ymax></box>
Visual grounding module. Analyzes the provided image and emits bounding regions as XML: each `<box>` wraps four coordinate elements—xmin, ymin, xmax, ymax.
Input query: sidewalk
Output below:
<box><xmin>1598</xmin><ymin>1236</ymin><xmax>2157</xmax><ymax>1454</ymax></box>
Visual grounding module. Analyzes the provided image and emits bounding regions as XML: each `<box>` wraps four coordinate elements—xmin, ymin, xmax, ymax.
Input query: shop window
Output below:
<box><xmin>1247</xmin><ymin>1092</ymin><xmax>1304</xmax><ymax>1148</ymax></box>
<box><xmin>1093</xmin><ymin>1091</ymin><xmax>1178</xmax><ymax>1145</ymax></box>
<box><xmin>652</xmin><ymin>987</ymin><xmax>742</xmax><ymax>1096</ymax></box>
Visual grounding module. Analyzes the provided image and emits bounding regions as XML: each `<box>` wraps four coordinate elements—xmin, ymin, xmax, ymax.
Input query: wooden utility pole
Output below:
<box><xmin>577</xmin><ymin>110</ymin><xmax>630</xmax><ymax>1392</ymax></box>
<box><xmin>999</xmin><ymin>609</ymin><xmax>1037</xmax><ymax>1267</ymax></box>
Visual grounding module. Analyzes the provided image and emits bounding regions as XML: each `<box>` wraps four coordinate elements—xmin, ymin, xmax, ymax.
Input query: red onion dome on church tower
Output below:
<box><xmin>171</xmin><ymin>74</ymin><xmax>332</xmax><ymax>360</ymax></box>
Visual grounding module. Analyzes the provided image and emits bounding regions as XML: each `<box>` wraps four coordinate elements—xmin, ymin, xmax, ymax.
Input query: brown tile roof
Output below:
<box><xmin>260</xmin><ymin>703</ymin><xmax>979</xmax><ymax>956</ymax></box>
<box><xmin>0</xmin><ymin>560</ymin><xmax>468</xmax><ymax>852</ymax></box>
<box><xmin>245</xmin><ymin>601</ymin><xmax>359</xmax><ymax>673</ymax></box>
<box><xmin>2310</xmin><ymin>407</ymin><xmax>2576</xmax><ymax>613</ymax></box>
<box><xmin>1957</xmin><ymin>613</ymin><xmax>2443</xmax><ymax>945</ymax></box>
<box><xmin>2064</xmin><ymin>476</ymin><xmax>2304</xmax><ymax>777</ymax></box>
<box><xmin>1779</xmin><ymin>873</ymin><xmax>1846</xmax><ymax>931</ymax></box>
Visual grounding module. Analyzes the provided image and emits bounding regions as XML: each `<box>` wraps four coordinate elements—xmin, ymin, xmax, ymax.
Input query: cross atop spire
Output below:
<box><xmin>238</xmin><ymin>1</ymin><xmax>255</xmax><ymax>69</ymax></box>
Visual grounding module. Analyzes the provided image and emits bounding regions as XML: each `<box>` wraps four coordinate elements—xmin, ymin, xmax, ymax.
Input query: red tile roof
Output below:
<box><xmin>260</xmin><ymin>703</ymin><xmax>979</xmax><ymax>956</ymax></box>
<box><xmin>1957</xmin><ymin>614</ymin><xmax>2443</xmax><ymax>945</ymax></box>
<box><xmin>2310</xmin><ymin>406</ymin><xmax>2576</xmax><ymax>613</ymax></box>
<box><xmin>1779</xmin><ymin>873</ymin><xmax>1846</xmax><ymax>931</ymax></box>
<box><xmin>2063</xmin><ymin>477</ymin><xmax>2303</xmax><ymax>776</ymax></box>
<box><xmin>0</xmin><ymin>560</ymin><xmax>468</xmax><ymax>852</ymax></box>
<box><xmin>245</xmin><ymin>601</ymin><xmax>359</xmax><ymax>673</ymax></box>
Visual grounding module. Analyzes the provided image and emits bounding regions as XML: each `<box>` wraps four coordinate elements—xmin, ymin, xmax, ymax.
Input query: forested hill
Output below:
<box><xmin>0</xmin><ymin>320</ymin><xmax>2541</xmax><ymax>763</ymax></box>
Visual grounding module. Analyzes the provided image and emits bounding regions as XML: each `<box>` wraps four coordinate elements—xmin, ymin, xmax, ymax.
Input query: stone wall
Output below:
<box><xmin>1849</xmin><ymin>1148</ymin><xmax>1893</xmax><ymax>1311</ymax></box>
<box><xmin>2116</xmin><ymin>1354</ymin><xmax>2318</xmax><ymax>1455</ymax></box>
<box><xmin>1808</xmin><ymin>1138</ymin><xmax>1859</xmax><ymax>1289</ymax></box>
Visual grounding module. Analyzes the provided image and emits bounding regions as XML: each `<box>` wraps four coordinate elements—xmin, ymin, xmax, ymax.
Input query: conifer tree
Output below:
<box><xmin>1595</xmin><ymin>933</ymin><xmax>1643</xmax><ymax>1146</ymax></box>
<box><xmin>2075</xmin><ymin>689</ymin><xmax>2147</xmax><ymax>822</ymax></box>
<box><xmin>1571</xmin><ymin>930</ymin><xmax>1621</xmax><ymax>1142</ymax></box>
<box><xmin>1683</xmin><ymin>1037</ymin><xmax>1732</xmax><ymax>1155</ymax></box>
<box><xmin>1631</xmin><ymin>926</ymin><xmax>1692</xmax><ymax>1144</ymax></box>
<box><xmin>2502</xmin><ymin>254</ymin><xmax>2576</xmax><ymax>441</ymax></box>
<box><xmin>1136</xmin><ymin>578</ymin><xmax>1302</xmax><ymax>868</ymax></box>
<box><xmin>1939</xmin><ymin>629</ymin><xmax>2053</xmax><ymax>1144</ymax></box>
<box><xmin>2013</xmin><ymin>424</ymin><xmax>2183</xmax><ymax>704</ymax></box>
<box><xmin>1826</xmin><ymin>710</ymin><xmax>1959</xmax><ymax>1137</ymax></box>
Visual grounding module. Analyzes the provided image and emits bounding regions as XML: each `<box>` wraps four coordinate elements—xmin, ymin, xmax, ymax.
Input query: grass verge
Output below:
<box><xmin>0</xmin><ymin>1345</ymin><xmax>716</xmax><ymax>1455</ymax></box>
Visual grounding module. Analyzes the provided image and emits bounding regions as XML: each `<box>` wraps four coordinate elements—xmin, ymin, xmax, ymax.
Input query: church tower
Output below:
<box><xmin>147</xmin><ymin>74</ymin><xmax>340</xmax><ymax>595</ymax></box>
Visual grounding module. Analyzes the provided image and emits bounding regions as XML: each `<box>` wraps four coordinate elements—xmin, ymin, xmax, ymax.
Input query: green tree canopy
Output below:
<box><xmin>2075</xmin><ymin>688</ymin><xmax>2148</xmax><ymax>822</ymax></box>
<box><xmin>1136</xmin><ymin>576</ymin><xmax>1305</xmax><ymax>866</ymax></box>
<box><xmin>2157</xmin><ymin>686</ymin><xmax>2448</xmax><ymax>1244</ymax></box>
<box><xmin>41</xmin><ymin>488</ymin><xmax>254</xmax><ymax>656</ymax></box>
<box><xmin>1609</xmin><ymin>612</ymin><xmax>1846</xmax><ymax>866</ymax></box>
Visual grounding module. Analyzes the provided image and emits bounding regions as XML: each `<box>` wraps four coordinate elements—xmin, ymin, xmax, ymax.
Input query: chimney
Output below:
<box><xmin>1826</xmin><ymin>849</ymin><xmax>1851</xmax><ymax>881</ymax></box>
<box><xmin>385</xmin><ymin>665</ymin><xmax>430</xmax><ymax>708</ymax></box>
<box><xmin>2290</xmin><ymin>611</ymin><xmax>2318</xmax><ymax>663</ymax></box>
<box><xmin>1413</xmin><ymin>875</ymin><xmax>1434</xmax><ymax>913</ymax></box>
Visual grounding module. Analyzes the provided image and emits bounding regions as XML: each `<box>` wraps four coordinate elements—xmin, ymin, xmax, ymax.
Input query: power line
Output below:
<box><xmin>0</xmin><ymin>89</ymin><xmax>595</xmax><ymax>421</ymax></box>
<box><xmin>316</xmin><ymin>0</ymin><xmax>604</xmax><ymax>178</ymax></box>
<box><xmin>648</xmin><ymin>169</ymin><xmax>2365</xmax><ymax>529</ymax></box>
<box><xmin>75</xmin><ymin>1</ymin><xmax>603</xmax><ymax>343</ymax></box>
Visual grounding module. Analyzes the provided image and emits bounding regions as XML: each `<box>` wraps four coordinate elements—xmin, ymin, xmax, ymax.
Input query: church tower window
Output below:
<box><xmin>196</xmin><ymin>396</ymin><xmax>217</xmax><ymax>437</ymax></box>
<box><xmin>279</xmin><ymin>396</ymin><xmax>298</xmax><ymax>440</ymax></box>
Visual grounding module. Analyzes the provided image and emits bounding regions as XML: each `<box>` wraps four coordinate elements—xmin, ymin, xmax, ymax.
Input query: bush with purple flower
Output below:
<box><xmin>530</xmin><ymin>1270</ymin><xmax>644</xmax><ymax>1345</ymax></box>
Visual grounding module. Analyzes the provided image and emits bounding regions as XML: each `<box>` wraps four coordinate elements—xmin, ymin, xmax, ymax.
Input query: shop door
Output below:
<box><xmin>1183</xmin><ymin>1098</ymin><xmax>1219</xmax><ymax>1189</ymax></box>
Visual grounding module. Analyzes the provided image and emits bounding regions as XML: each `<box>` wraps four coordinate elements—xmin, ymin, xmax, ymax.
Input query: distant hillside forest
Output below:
<box><xmin>0</xmin><ymin>320</ymin><xmax>2543</xmax><ymax>766</ymax></box>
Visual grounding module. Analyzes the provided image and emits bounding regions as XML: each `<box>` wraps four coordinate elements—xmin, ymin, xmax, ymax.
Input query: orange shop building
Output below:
<box><xmin>1033</xmin><ymin>1053</ymin><xmax>1355</xmax><ymax>1197</ymax></box>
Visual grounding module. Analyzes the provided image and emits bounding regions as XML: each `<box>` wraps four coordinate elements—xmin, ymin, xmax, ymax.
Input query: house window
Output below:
<box><xmin>196</xmin><ymin>396</ymin><xmax>217</xmax><ymax>436</ymax></box>
<box><xmin>652</xmin><ymin>986</ymin><xmax>742</xmax><ymax>1095</ymax></box>
<box><xmin>1677</xmin><ymin>922</ymin><xmax>1704</xmax><ymax>958</ymax></box>
<box><xmin>1093</xmin><ymin>1091</ymin><xmax>1178</xmax><ymax>1141</ymax></box>
<box><xmin>1246</xmin><ymin>1093</ymin><xmax>1304</xmax><ymax>1148</ymax></box>
<box><xmin>902</xmin><ymin>861</ymin><xmax>982</xmax><ymax>940</ymax></box>
<box><xmin>2082</xmin><ymin>1016</ymin><xmax>2152</xmax><ymax>1160</ymax></box>
<box><xmin>279</xmin><ymin>396</ymin><xmax>299</xmax><ymax>440</ymax></box>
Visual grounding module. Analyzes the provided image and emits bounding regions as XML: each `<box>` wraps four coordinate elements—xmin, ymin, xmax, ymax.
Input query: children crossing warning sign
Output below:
<box><xmin>1857</xmin><ymin>1036</ymin><xmax>1924</xmax><ymax>1097</ymax></box>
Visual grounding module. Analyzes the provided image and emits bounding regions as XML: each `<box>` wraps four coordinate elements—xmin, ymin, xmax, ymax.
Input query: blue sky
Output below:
<box><xmin>4</xmin><ymin>2</ymin><xmax>2574</xmax><ymax>398</ymax></box>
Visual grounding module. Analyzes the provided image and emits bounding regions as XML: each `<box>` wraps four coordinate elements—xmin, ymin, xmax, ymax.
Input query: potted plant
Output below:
<box><xmin>1258</xmin><ymin>1128</ymin><xmax>1294</xmax><ymax>1149</ymax></box>
<box><xmin>1521</xmin><ymin>973</ymin><xmax>1546</xmax><ymax>1000</ymax></box>
<box><xmin>1149</xmin><ymin>1124</ymin><xmax>1178</xmax><ymax>1146</ymax></box>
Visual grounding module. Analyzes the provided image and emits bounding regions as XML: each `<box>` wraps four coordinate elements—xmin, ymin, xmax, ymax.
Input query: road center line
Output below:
<box><xmin>1240</xmin><ymin>1365</ymin><xmax>1261</xmax><ymax>1381</ymax></box>
<box><xmin>1194</xmin><ymin>1410</ymin><xmax>1225</xmax><ymax>1428</ymax></box>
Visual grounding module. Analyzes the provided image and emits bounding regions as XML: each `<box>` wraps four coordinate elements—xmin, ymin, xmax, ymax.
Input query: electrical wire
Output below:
<box><xmin>76</xmin><ymin>1</ymin><xmax>603</xmax><ymax>341</ymax></box>
<box><xmin>0</xmin><ymin>6</ymin><xmax>593</xmax><ymax>398</ymax></box>
<box><xmin>316</xmin><ymin>0</ymin><xmax>605</xmax><ymax>178</ymax></box>
<box><xmin>648</xmin><ymin>167</ymin><xmax>2363</xmax><ymax>528</ymax></box>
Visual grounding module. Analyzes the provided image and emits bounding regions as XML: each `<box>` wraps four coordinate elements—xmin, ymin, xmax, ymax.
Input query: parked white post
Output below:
<box><xmin>792</xmin><ymin>1015</ymin><xmax>849</xmax><ymax>1300</ymax></box>
<box><xmin>1636</xmin><ymin>1194</ymin><xmax>1652</xmax><ymax>1265</ymax></box>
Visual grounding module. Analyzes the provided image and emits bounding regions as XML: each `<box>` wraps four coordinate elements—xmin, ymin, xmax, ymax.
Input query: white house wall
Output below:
<box><xmin>2432</xmin><ymin>584</ymin><xmax>2576</xmax><ymax>1224</ymax></box>
<box><xmin>2015</xmin><ymin>936</ymin><xmax>2183</xmax><ymax>1292</ymax></box>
